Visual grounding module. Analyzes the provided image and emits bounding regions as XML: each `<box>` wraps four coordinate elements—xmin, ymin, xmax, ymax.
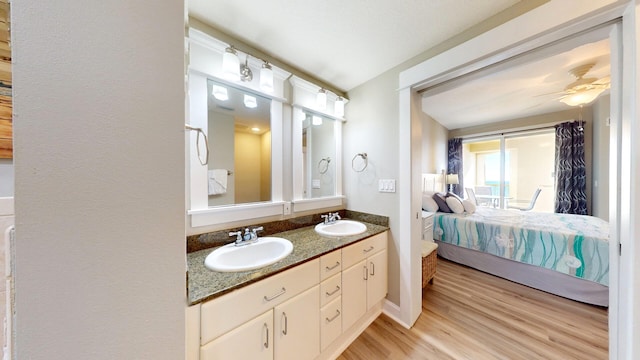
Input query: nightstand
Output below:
<box><xmin>421</xmin><ymin>211</ymin><xmax>435</xmax><ymax>241</ymax></box>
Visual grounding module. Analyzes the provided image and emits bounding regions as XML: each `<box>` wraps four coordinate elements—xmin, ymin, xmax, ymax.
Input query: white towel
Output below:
<box><xmin>208</xmin><ymin>169</ymin><xmax>228</xmax><ymax>195</ymax></box>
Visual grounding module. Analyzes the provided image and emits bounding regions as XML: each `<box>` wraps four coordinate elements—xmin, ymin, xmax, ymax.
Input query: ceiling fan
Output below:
<box><xmin>557</xmin><ymin>63</ymin><xmax>610</xmax><ymax>106</ymax></box>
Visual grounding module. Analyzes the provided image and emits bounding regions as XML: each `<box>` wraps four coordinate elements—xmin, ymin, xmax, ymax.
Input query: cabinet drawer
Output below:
<box><xmin>320</xmin><ymin>297</ymin><xmax>342</xmax><ymax>351</ymax></box>
<box><xmin>200</xmin><ymin>310</ymin><xmax>273</xmax><ymax>360</ymax></box>
<box><xmin>320</xmin><ymin>249</ymin><xmax>342</xmax><ymax>281</ymax></box>
<box><xmin>201</xmin><ymin>258</ymin><xmax>319</xmax><ymax>345</ymax></box>
<box><xmin>342</xmin><ymin>232</ymin><xmax>387</xmax><ymax>269</ymax></box>
<box><xmin>320</xmin><ymin>273</ymin><xmax>341</xmax><ymax>307</ymax></box>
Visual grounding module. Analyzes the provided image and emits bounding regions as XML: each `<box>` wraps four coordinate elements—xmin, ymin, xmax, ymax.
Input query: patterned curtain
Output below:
<box><xmin>554</xmin><ymin>121</ymin><xmax>587</xmax><ymax>215</ymax></box>
<box><xmin>447</xmin><ymin>138</ymin><xmax>463</xmax><ymax>197</ymax></box>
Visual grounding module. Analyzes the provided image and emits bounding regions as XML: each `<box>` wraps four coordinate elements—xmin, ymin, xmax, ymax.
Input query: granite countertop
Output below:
<box><xmin>187</xmin><ymin>220</ymin><xmax>388</xmax><ymax>305</ymax></box>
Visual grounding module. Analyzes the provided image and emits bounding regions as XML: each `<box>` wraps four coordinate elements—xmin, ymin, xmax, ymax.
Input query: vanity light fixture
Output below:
<box><xmin>317</xmin><ymin>88</ymin><xmax>327</xmax><ymax>110</ymax></box>
<box><xmin>243</xmin><ymin>94</ymin><xmax>257</xmax><ymax>108</ymax></box>
<box><xmin>312</xmin><ymin>115</ymin><xmax>323</xmax><ymax>126</ymax></box>
<box><xmin>211</xmin><ymin>85</ymin><xmax>229</xmax><ymax>101</ymax></box>
<box><xmin>334</xmin><ymin>96</ymin><xmax>345</xmax><ymax>117</ymax></box>
<box><xmin>222</xmin><ymin>46</ymin><xmax>240</xmax><ymax>81</ymax></box>
<box><xmin>260</xmin><ymin>61</ymin><xmax>274</xmax><ymax>92</ymax></box>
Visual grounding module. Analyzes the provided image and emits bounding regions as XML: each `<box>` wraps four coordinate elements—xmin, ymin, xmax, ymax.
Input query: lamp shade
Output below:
<box><xmin>334</xmin><ymin>97</ymin><xmax>345</xmax><ymax>117</ymax></box>
<box><xmin>559</xmin><ymin>88</ymin><xmax>605</xmax><ymax>106</ymax></box>
<box><xmin>260</xmin><ymin>62</ymin><xmax>274</xmax><ymax>92</ymax></box>
<box><xmin>222</xmin><ymin>46</ymin><xmax>240</xmax><ymax>81</ymax></box>
<box><xmin>312</xmin><ymin>115</ymin><xmax>323</xmax><ymax>126</ymax></box>
<box><xmin>243</xmin><ymin>94</ymin><xmax>257</xmax><ymax>108</ymax></box>
<box><xmin>211</xmin><ymin>85</ymin><xmax>228</xmax><ymax>101</ymax></box>
<box><xmin>446</xmin><ymin>174</ymin><xmax>459</xmax><ymax>184</ymax></box>
<box><xmin>317</xmin><ymin>88</ymin><xmax>327</xmax><ymax>110</ymax></box>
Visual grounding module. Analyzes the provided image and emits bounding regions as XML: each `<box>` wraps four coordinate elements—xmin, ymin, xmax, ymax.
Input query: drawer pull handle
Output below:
<box><xmin>325</xmin><ymin>285</ymin><xmax>341</xmax><ymax>297</ymax></box>
<box><xmin>325</xmin><ymin>261</ymin><xmax>340</xmax><ymax>271</ymax></box>
<box><xmin>264</xmin><ymin>287</ymin><xmax>286</xmax><ymax>302</ymax></box>
<box><xmin>326</xmin><ymin>309</ymin><xmax>341</xmax><ymax>323</ymax></box>
<box><xmin>282</xmin><ymin>312</ymin><xmax>288</xmax><ymax>335</ymax></box>
<box><xmin>363</xmin><ymin>246</ymin><xmax>375</xmax><ymax>253</ymax></box>
<box><xmin>370</xmin><ymin>261</ymin><xmax>375</xmax><ymax>276</ymax></box>
<box><xmin>263</xmin><ymin>323</ymin><xmax>269</xmax><ymax>349</ymax></box>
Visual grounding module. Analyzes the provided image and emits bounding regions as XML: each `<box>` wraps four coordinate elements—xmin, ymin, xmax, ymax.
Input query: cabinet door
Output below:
<box><xmin>201</xmin><ymin>310</ymin><xmax>273</xmax><ymax>360</ymax></box>
<box><xmin>274</xmin><ymin>285</ymin><xmax>320</xmax><ymax>360</ymax></box>
<box><xmin>341</xmin><ymin>260</ymin><xmax>367</xmax><ymax>332</ymax></box>
<box><xmin>367</xmin><ymin>250</ymin><xmax>388</xmax><ymax>307</ymax></box>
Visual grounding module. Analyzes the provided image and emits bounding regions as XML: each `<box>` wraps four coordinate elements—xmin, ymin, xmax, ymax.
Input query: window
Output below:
<box><xmin>462</xmin><ymin>130</ymin><xmax>555</xmax><ymax>212</ymax></box>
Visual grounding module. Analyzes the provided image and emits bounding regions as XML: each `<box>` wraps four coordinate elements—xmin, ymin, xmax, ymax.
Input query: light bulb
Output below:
<box><xmin>260</xmin><ymin>62</ymin><xmax>274</xmax><ymax>92</ymax></box>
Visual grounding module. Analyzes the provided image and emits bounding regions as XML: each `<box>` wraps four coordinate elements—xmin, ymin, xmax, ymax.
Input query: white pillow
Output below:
<box><xmin>422</xmin><ymin>194</ymin><xmax>439</xmax><ymax>212</ymax></box>
<box><xmin>462</xmin><ymin>199</ymin><xmax>476</xmax><ymax>214</ymax></box>
<box><xmin>446</xmin><ymin>196</ymin><xmax>465</xmax><ymax>214</ymax></box>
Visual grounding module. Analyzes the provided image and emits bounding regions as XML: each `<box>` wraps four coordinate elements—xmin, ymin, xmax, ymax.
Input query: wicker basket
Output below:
<box><xmin>422</xmin><ymin>242</ymin><xmax>438</xmax><ymax>288</ymax></box>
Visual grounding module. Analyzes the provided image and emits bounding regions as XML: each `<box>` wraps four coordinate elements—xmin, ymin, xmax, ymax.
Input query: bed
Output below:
<box><xmin>432</xmin><ymin>207</ymin><xmax>609</xmax><ymax>306</ymax></box>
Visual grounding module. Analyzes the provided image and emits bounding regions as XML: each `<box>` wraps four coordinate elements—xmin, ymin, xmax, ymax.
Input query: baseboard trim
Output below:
<box><xmin>381</xmin><ymin>299</ymin><xmax>413</xmax><ymax>329</ymax></box>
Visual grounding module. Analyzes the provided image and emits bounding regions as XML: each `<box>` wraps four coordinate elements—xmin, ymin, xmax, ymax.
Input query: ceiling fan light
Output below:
<box><xmin>560</xmin><ymin>88</ymin><xmax>605</xmax><ymax>106</ymax></box>
<box><xmin>222</xmin><ymin>46</ymin><xmax>240</xmax><ymax>81</ymax></box>
<box><xmin>260</xmin><ymin>62</ymin><xmax>274</xmax><ymax>92</ymax></box>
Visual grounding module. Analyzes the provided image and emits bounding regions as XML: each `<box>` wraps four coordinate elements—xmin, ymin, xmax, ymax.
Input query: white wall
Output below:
<box><xmin>592</xmin><ymin>94</ymin><xmax>610</xmax><ymax>220</ymax></box>
<box><xmin>12</xmin><ymin>2</ymin><xmax>185</xmax><ymax>359</ymax></box>
<box><xmin>0</xmin><ymin>159</ymin><xmax>12</xmax><ymax>197</ymax></box>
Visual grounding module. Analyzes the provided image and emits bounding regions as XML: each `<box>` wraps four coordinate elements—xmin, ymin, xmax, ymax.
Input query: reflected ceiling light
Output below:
<box><xmin>559</xmin><ymin>88</ymin><xmax>605</xmax><ymax>106</ymax></box>
<box><xmin>211</xmin><ymin>85</ymin><xmax>229</xmax><ymax>101</ymax></box>
<box><xmin>317</xmin><ymin>88</ymin><xmax>327</xmax><ymax>110</ymax></box>
<box><xmin>251</xmin><ymin>127</ymin><xmax>260</xmax><ymax>132</ymax></box>
<box><xmin>312</xmin><ymin>115</ymin><xmax>323</xmax><ymax>126</ymax></box>
<box><xmin>244</xmin><ymin>94</ymin><xmax>257</xmax><ymax>108</ymax></box>
<box><xmin>334</xmin><ymin>96</ymin><xmax>345</xmax><ymax>117</ymax></box>
<box><xmin>260</xmin><ymin>61</ymin><xmax>274</xmax><ymax>92</ymax></box>
<box><xmin>222</xmin><ymin>46</ymin><xmax>240</xmax><ymax>81</ymax></box>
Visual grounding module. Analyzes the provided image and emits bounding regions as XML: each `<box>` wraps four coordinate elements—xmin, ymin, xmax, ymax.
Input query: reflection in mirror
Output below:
<box><xmin>207</xmin><ymin>79</ymin><xmax>272</xmax><ymax>206</ymax></box>
<box><xmin>302</xmin><ymin>112</ymin><xmax>336</xmax><ymax>199</ymax></box>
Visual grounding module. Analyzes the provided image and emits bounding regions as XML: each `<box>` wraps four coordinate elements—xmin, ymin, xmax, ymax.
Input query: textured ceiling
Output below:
<box><xmin>188</xmin><ymin>0</ymin><xmax>521</xmax><ymax>92</ymax></box>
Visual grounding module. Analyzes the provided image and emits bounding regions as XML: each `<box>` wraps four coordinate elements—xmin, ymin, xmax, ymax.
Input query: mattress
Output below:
<box><xmin>433</xmin><ymin>207</ymin><xmax>609</xmax><ymax>286</ymax></box>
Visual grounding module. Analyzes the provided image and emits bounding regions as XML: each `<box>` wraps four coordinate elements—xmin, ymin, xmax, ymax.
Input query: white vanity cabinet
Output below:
<box><xmin>200</xmin><ymin>310</ymin><xmax>273</xmax><ymax>360</ymax></box>
<box><xmin>341</xmin><ymin>232</ymin><xmax>388</xmax><ymax>331</ymax></box>
<box><xmin>192</xmin><ymin>231</ymin><xmax>389</xmax><ymax>360</ymax></box>
<box><xmin>199</xmin><ymin>259</ymin><xmax>319</xmax><ymax>360</ymax></box>
<box><xmin>274</xmin><ymin>285</ymin><xmax>320</xmax><ymax>360</ymax></box>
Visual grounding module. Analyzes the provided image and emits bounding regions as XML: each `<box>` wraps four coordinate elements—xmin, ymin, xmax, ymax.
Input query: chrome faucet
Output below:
<box><xmin>230</xmin><ymin>226</ymin><xmax>263</xmax><ymax>246</ymax></box>
<box><xmin>322</xmin><ymin>212</ymin><xmax>341</xmax><ymax>225</ymax></box>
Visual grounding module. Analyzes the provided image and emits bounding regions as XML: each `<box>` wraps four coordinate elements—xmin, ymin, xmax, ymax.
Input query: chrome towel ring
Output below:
<box><xmin>352</xmin><ymin>153</ymin><xmax>368</xmax><ymax>172</ymax></box>
<box><xmin>318</xmin><ymin>157</ymin><xmax>331</xmax><ymax>174</ymax></box>
<box><xmin>185</xmin><ymin>124</ymin><xmax>209</xmax><ymax>166</ymax></box>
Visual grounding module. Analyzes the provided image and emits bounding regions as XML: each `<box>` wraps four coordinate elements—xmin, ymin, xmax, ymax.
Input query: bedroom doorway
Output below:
<box><xmin>462</xmin><ymin>130</ymin><xmax>555</xmax><ymax>212</ymax></box>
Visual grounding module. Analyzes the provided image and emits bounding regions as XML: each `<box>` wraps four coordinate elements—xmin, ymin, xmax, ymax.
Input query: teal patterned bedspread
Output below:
<box><xmin>433</xmin><ymin>208</ymin><xmax>609</xmax><ymax>286</ymax></box>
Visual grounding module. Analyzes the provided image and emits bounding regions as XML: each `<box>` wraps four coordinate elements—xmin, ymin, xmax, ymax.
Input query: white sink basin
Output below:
<box><xmin>315</xmin><ymin>220</ymin><xmax>367</xmax><ymax>237</ymax></box>
<box><xmin>204</xmin><ymin>237</ymin><xmax>293</xmax><ymax>272</ymax></box>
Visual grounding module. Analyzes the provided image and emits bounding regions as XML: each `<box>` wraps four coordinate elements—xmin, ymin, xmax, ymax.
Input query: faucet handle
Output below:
<box><xmin>229</xmin><ymin>231</ymin><xmax>242</xmax><ymax>242</ymax></box>
<box><xmin>321</xmin><ymin>214</ymin><xmax>329</xmax><ymax>224</ymax></box>
<box><xmin>251</xmin><ymin>226</ymin><xmax>264</xmax><ymax>239</ymax></box>
<box><xmin>332</xmin><ymin>212</ymin><xmax>341</xmax><ymax>220</ymax></box>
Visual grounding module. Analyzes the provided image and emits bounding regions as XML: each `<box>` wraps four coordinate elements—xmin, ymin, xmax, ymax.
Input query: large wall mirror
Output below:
<box><xmin>301</xmin><ymin>111</ymin><xmax>336</xmax><ymax>199</ymax></box>
<box><xmin>207</xmin><ymin>79</ymin><xmax>272</xmax><ymax>206</ymax></box>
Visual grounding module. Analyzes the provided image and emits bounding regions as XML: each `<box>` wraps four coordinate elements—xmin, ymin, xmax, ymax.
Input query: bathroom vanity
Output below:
<box><xmin>185</xmin><ymin>223</ymin><xmax>388</xmax><ymax>360</ymax></box>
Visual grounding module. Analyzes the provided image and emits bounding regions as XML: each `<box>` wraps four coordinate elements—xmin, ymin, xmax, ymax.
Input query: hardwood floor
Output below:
<box><xmin>338</xmin><ymin>258</ymin><xmax>608</xmax><ymax>360</ymax></box>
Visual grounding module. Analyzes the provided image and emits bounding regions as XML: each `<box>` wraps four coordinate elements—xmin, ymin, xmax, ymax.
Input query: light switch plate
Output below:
<box><xmin>312</xmin><ymin>179</ymin><xmax>321</xmax><ymax>189</ymax></box>
<box><xmin>378</xmin><ymin>179</ymin><xmax>396</xmax><ymax>193</ymax></box>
